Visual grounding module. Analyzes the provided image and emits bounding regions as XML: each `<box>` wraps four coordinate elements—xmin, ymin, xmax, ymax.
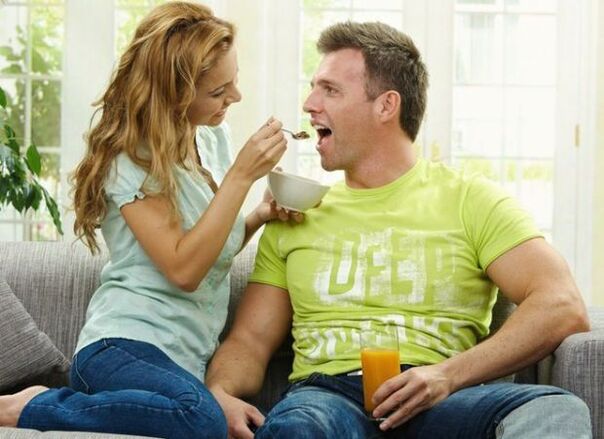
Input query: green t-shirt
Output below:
<box><xmin>250</xmin><ymin>159</ymin><xmax>542</xmax><ymax>381</ymax></box>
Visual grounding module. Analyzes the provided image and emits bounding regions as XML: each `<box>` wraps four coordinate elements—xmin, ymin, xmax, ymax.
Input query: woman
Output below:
<box><xmin>0</xmin><ymin>2</ymin><xmax>297</xmax><ymax>438</ymax></box>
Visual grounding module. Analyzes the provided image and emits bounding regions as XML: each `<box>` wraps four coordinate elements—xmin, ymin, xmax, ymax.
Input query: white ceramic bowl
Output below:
<box><xmin>268</xmin><ymin>170</ymin><xmax>330</xmax><ymax>212</ymax></box>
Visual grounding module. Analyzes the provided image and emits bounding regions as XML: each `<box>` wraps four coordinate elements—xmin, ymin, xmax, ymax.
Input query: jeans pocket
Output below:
<box><xmin>71</xmin><ymin>351</ymin><xmax>91</xmax><ymax>393</ymax></box>
<box><xmin>70</xmin><ymin>340</ymin><xmax>113</xmax><ymax>394</ymax></box>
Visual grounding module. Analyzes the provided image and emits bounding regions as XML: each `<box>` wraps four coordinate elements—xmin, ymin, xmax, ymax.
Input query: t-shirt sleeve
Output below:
<box><xmin>462</xmin><ymin>177</ymin><xmax>543</xmax><ymax>270</ymax></box>
<box><xmin>104</xmin><ymin>154</ymin><xmax>148</xmax><ymax>208</ymax></box>
<box><xmin>248</xmin><ymin>223</ymin><xmax>288</xmax><ymax>289</ymax></box>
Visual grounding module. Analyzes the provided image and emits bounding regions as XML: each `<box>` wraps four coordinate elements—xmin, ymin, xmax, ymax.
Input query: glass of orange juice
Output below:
<box><xmin>360</xmin><ymin>324</ymin><xmax>400</xmax><ymax>417</ymax></box>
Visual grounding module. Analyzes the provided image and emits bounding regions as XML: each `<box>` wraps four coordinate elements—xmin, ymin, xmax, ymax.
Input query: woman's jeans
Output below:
<box><xmin>17</xmin><ymin>338</ymin><xmax>227</xmax><ymax>439</ymax></box>
<box><xmin>255</xmin><ymin>372</ymin><xmax>592</xmax><ymax>439</ymax></box>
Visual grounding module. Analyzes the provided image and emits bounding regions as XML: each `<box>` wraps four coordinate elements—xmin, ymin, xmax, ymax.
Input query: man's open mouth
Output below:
<box><xmin>314</xmin><ymin>124</ymin><xmax>333</xmax><ymax>141</ymax></box>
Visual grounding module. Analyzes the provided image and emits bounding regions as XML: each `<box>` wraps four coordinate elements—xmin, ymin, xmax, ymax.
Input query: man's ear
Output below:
<box><xmin>374</xmin><ymin>90</ymin><xmax>401</xmax><ymax>123</ymax></box>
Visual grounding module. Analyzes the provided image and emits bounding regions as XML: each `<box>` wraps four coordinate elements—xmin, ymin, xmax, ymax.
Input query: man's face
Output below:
<box><xmin>303</xmin><ymin>48</ymin><xmax>375</xmax><ymax>172</ymax></box>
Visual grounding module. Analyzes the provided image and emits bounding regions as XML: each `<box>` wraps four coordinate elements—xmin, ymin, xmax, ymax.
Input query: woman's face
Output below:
<box><xmin>187</xmin><ymin>46</ymin><xmax>241</xmax><ymax>126</ymax></box>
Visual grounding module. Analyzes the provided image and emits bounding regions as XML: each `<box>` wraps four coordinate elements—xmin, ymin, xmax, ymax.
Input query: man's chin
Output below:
<box><xmin>320</xmin><ymin>157</ymin><xmax>338</xmax><ymax>172</ymax></box>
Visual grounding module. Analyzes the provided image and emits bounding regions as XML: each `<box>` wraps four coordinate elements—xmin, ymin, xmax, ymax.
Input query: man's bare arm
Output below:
<box><xmin>442</xmin><ymin>236</ymin><xmax>589</xmax><ymax>389</ymax></box>
<box><xmin>206</xmin><ymin>282</ymin><xmax>293</xmax><ymax>397</ymax></box>
<box><xmin>372</xmin><ymin>237</ymin><xmax>590</xmax><ymax>429</ymax></box>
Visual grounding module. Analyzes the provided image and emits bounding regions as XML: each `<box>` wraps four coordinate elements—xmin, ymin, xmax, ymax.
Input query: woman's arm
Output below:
<box><xmin>241</xmin><ymin>188</ymin><xmax>303</xmax><ymax>249</ymax></box>
<box><xmin>121</xmin><ymin>120</ymin><xmax>286</xmax><ymax>292</ymax></box>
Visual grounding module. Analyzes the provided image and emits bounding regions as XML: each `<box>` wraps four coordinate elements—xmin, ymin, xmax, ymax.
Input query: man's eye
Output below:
<box><xmin>325</xmin><ymin>87</ymin><xmax>336</xmax><ymax>95</ymax></box>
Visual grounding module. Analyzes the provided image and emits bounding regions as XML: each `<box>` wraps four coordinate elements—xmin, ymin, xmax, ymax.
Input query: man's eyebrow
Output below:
<box><xmin>310</xmin><ymin>78</ymin><xmax>339</xmax><ymax>88</ymax></box>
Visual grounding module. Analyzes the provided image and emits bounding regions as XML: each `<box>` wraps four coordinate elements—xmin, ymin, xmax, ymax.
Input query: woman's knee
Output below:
<box><xmin>174</xmin><ymin>391</ymin><xmax>228</xmax><ymax>439</ymax></box>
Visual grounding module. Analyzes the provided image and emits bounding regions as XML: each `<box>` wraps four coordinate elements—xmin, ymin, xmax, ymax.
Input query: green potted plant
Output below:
<box><xmin>0</xmin><ymin>85</ymin><xmax>62</xmax><ymax>236</ymax></box>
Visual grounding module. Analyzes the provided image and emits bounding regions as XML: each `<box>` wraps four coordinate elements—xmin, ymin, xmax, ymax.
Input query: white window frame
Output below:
<box><xmin>0</xmin><ymin>0</ymin><xmax>65</xmax><ymax>240</ymax></box>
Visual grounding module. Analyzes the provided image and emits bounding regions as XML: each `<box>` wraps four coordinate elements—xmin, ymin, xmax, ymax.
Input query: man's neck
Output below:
<box><xmin>344</xmin><ymin>136</ymin><xmax>417</xmax><ymax>189</ymax></box>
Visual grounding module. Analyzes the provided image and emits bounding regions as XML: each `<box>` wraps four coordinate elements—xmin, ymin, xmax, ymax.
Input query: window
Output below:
<box><xmin>115</xmin><ymin>0</ymin><xmax>165</xmax><ymax>56</ymax></box>
<box><xmin>452</xmin><ymin>0</ymin><xmax>558</xmax><ymax>241</ymax></box>
<box><xmin>0</xmin><ymin>0</ymin><xmax>64</xmax><ymax>241</ymax></box>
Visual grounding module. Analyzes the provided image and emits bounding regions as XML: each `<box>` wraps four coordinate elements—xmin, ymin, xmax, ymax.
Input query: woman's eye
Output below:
<box><xmin>210</xmin><ymin>89</ymin><xmax>225</xmax><ymax>97</ymax></box>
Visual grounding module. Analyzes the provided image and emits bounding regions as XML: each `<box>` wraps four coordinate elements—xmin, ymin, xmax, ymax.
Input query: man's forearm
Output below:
<box><xmin>440</xmin><ymin>289</ymin><xmax>589</xmax><ymax>392</ymax></box>
<box><xmin>206</xmin><ymin>338</ymin><xmax>268</xmax><ymax>397</ymax></box>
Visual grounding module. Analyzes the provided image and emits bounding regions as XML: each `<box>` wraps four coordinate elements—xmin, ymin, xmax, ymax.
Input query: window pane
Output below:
<box><xmin>31</xmin><ymin>79</ymin><xmax>61</xmax><ymax>147</ymax></box>
<box><xmin>504</xmin><ymin>15</ymin><xmax>556</xmax><ymax>85</ymax></box>
<box><xmin>0</xmin><ymin>5</ymin><xmax>28</xmax><ymax>75</ymax></box>
<box><xmin>116</xmin><ymin>7</ymin><xmax>149</xmax><ymax>56</ymax></box>
<box><xmin>504</xmin><ymin>87</ymin><xmax>555</xmax><ymax>158</ymax></box>
<box><xmin>505</xmin><ymin>0</ymin><xmax>556</xmax><ymax>13</ymax></box>
<box><xmin>0</xmin><ymin>78</ymin><xmax>26</xmax><ymax>142</ymax></box>
<box><xmin>452</xmin><ymin>157</ymin><xmax>502</xmax><ymax>181</ymax></box>
<box><xmin>501</xmin><ymin>159</ymin><xmax>553</xmax><ymax>230</ymax></box>
<box><xmin>117</xmin><ymin>0</ymin><xmax>157</xmax><ymax>6</ymax></box>
<box><xmin>28</xmin><ymin>219</ymin><xmax>60</xmax><ymax>241</ymax></box>
<box><xmin>454</xmin><ymin>13</ymin><xmax>502</xmax><ymax>84</ymax></box>
<box><xmin>298</xmin><ymin>154</ymin><xmax>322</xmax><ymax>180</ymax></box>
<box><xmin>352</xmin><ymin>0</ymin><xmax>402</xmax><ymax>10</ymax></box>
<box><xmin>301</xmin><ymin>10</ymin><xmax>351</xmax><ymax>79</ymax></box>
<box><xmin>0</xmin><ymin>208</ymin><xmax>17</xmax><ymax>221</ymax></box>
<box><xmin>303</xmin><ymin>0</ymin><xmax>351</xmax><ymax>9</ymax></box>
<box><xmin>30</xmin><ymin>5</ymin><xmax>63</xmax><ymax>75</ymax></box>
<box><xmin>351</xmin><ymin>11</ymin><xmax>402</xmax><ymax>29</ymax></box>
<box><xmin>39</xmin><ymin>151</ymin><xmax>60</xmax><ymax>184</ymax></box>
<box><xmin>456</xmin><ymin>0</ymin><xmax>497</xmax><ymax>5</ymax></box>
<box><xmin>0</xmin><ymin>221</ymin><xmax>24</xmax><ymax>241</ymax></box>
<box><xmin>452</xmin><ymin>86</ymin><xmax>503</xmax><ymax>157</ymax></box>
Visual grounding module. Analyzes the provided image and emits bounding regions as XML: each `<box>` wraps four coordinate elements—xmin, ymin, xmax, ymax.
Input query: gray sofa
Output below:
<box><xmin>0</xmin><ymin>240</ymin><xmax>603</xmax><ymax>438</ymax></box>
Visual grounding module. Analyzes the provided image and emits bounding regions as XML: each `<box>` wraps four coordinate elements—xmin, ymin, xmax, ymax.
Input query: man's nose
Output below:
<box><xmin>302</xmin><ymin>89</ymin><xmax>319</xmax><ymax>114</ymax></box>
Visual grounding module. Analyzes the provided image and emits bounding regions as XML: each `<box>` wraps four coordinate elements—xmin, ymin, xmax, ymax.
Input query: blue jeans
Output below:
<box><xmin>255</xmin><ymin>372</ymin><xmax>591</xmax><ymax>439</ymax></box>
<box><xmin>17</xmin><ymin>338</ymin><xmax>227</xmax><ymax>439</ymax></box>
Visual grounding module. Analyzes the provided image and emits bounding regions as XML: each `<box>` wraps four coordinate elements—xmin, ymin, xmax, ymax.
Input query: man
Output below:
<box><xmin>206</xmin><ymin>21</ymin><xmax>592</xmax><ymax>439</ymax></box>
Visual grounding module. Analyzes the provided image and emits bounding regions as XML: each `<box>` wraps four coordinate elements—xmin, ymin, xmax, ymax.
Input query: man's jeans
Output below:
<box><xmin>255</xmin><ymin>372</ymin><xmax>592</xmax><ymax>439</ymax></box>
<box><xmin>17</xmin><ymin>338</ymin><xmax>227</xmax><ymax>439</ymax></box>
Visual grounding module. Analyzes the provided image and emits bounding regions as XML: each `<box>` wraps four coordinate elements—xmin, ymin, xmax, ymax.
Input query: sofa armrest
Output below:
<box><xmin>551</xmin><ymin>307</ymin><xmax>604</xmax><ymax>439</ymax></box>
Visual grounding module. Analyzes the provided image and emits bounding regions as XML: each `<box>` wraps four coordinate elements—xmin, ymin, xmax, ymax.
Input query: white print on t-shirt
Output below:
<box><xmin>312</xmin><ymin>228</ymin><xmax>458</xmax><ymax>306</ymax></box>
<box><xmin>294</xmin><ymin>314</ymin><xmax>469</xmax><ymax>362</ymax></box>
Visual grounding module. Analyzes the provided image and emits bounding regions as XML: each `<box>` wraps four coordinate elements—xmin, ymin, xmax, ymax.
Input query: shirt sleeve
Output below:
<box><xmin>462</xmin><ymin>177</ymin><xmax>544</xmax><ymax>270</ymax></box>
<box><xmin>248</xmin><ymin>223</ymin><xmax>288</xmax><ymax>289</ymax></box>
<box><xmin>104</xmin><ymin>153</ymin><xmax>148</xmax><ymax>208</ymax></box>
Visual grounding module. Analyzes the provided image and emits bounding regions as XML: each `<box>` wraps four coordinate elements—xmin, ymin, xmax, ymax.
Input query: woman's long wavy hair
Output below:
<box><xmin>72</xmin><ymin>1</ymin><xmax>235</xmax><ymax>253</ymax></box>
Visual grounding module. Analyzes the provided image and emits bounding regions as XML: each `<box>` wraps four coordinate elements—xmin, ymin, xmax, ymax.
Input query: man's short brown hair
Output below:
<box><xmin>317</xmin><ymin>21</ymin><xmax>428</xmax><ymax>142</ymax></box>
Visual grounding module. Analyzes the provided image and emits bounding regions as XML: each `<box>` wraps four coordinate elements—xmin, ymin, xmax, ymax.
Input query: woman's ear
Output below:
<box><xmin>374</xmin><ymin>90</ymin><xmax>401</xmax><ymax>123</ymax></box>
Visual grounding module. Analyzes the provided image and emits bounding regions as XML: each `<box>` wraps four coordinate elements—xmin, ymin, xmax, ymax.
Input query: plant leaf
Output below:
<box><xmin>40</xmin><ymin>185</ymin><xmax>63</xmax><ymax>235</ymax></box>
<box><xmin>0</xmin><ymin>87</ymin><xmax>6</xmax><ymax>109</ymax></box>
<box><xmin>26</xmin><ymin>144</ymin><xmax>41</xmax><ymax>176</ymax></box>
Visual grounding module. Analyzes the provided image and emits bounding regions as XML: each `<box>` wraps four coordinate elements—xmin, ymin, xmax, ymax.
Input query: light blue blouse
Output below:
<box><xmin>75</xmin><ymin>123</ymin><xmax>245</xmax><ymax>381</ymax></box>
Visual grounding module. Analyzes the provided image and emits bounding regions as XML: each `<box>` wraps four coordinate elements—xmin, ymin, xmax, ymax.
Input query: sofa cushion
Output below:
<box><xmin>0</xmin><ymin>278</ymin><xmax>70</xmax><ymax>392</ymax></box>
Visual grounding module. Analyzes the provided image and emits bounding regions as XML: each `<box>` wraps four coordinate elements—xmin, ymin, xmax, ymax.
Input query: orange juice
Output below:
<box><xmin>361</xmin><ymin>348</ymin><xmax>400</xmax><ymax>412</ymax></box>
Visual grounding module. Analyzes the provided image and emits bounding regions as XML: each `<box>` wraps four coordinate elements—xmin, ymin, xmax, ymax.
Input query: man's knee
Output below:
<box><xmin>497</xmin><ymin>394</ymin><xmax>592</xmax><ymax>439</ymax></box>
<box><xmin>255</xmin><ymin>388</ymin><xmax>367</xmax><ymax>439</ymax></box>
